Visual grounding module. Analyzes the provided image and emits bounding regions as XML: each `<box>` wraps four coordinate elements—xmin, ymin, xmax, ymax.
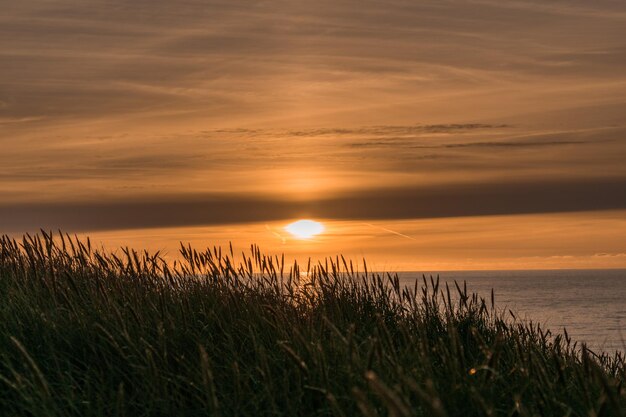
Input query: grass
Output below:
<box><xmin>0</xmin><ymin>231</ymin><xmax>624</xmax><ymax>417</ymax></box>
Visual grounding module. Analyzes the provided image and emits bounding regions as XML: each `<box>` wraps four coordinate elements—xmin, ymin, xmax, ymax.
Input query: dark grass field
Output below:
<box><xmin>1</xmin><ymin>232</ymin><xmax>624</xmax><ymax>416</ymax></box>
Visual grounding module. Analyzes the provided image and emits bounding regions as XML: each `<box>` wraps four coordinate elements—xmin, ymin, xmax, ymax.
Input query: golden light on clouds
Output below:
<box><xmin>285</xmin><ymin>220</ymin><xmax>325</xmax><ymax>239</ymax></box>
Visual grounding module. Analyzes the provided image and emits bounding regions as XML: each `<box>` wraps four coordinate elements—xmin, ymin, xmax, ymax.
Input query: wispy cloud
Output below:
<box><xmin>284</xmin><ymin>124</ymin><xmax>509</xmax><ymax>137</ymax></box>
<box><xmin>593</xmin><ymin>253</ymin><xmax>626</xmax><ymax>258</ymax></box>
<box><xmin>2</xmin><ymin>0</ymin><xmax>625</xmax><ymax>134</ymax></box>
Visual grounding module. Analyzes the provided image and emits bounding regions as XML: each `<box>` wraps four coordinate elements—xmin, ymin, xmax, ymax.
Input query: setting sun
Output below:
<box><xmin>285</xmin><ymin>220</ymin><xmax>325</xmax><ymax>239</ymax></box>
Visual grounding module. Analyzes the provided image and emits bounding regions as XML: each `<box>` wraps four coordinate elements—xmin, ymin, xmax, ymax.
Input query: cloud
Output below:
<box><xmin>2</xmin><ymin>0</ymin><xmax>625</xmax><ymax>134</ymax></box>
<box><xmin>285</xmin><ymin>124</ymin><xmax>508</xmax><ymax>137</ymax></box>
<box><xmin>464</xmin><ymin>0</ymin><xmax>626</xmax><ymax>20</ymax></box>
<box><xmin>1</xmin><ymin>177</ymin><xmax>625</xmax><ymax>233</ymax></box>
<box><xmin>425</xmin><ymin>140</ymin><xmax>586</xmax><ymax>149</ymax></box>
<box><xmin>1</xmin><ymin>121</ymin><xmax>624</xmax><ymax>208</ymax></box>
<box><xmin>1</xmin><ymin>0</ymin><xmax>626</xmax><ymax>237</ymax></box>
<box><xmin>593</xmin><ymin>253</ymin><xmax>626</xmax><ymax>258</ymax></box>
<box><xmin>348</xmin><ymin>139</ymin><xmax>585</xmax><ymax>149</ymax></box>
<box><xmin>0</xmin><ymin>116</ymin><xmax>46</xmax><ymax>125</ymax></box>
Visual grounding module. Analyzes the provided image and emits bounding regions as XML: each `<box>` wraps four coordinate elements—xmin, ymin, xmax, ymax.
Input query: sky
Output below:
<box><xmin>1</xmin><ymin>0</ymin><xmax>626</xmax><ymax>270</ymax></box>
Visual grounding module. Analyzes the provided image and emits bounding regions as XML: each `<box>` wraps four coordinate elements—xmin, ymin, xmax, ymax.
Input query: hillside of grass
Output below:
<box><xmin>0</xmin><ymin>232</ymin><xmax>624</xmax><ymax>417</ymax></box>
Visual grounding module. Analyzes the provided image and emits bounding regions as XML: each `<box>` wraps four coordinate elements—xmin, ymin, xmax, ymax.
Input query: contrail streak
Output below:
<box><xmin>363</xmin><ymin>223</ymin><xmax>417</xmax><ymax>241</ymax></box>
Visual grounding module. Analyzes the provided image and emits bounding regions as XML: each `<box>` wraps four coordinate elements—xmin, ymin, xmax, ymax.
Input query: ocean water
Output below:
<box><xmin>397</xmin><ymin>269</ymin><xmax>626</xmax><ymax>353</ymax></box>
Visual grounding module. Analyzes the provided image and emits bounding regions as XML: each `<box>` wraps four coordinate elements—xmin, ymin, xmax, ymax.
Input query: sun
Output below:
<box><xmin>285</xmin><ymin>219</ymin><xmax>325</xmax><ymax>239</ymax></box>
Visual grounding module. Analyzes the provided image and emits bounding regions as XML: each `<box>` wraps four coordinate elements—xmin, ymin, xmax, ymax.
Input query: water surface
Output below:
<box><xmin>398</xmin><ymin>269</ymin><xmax>626</xmax><ymax>353</ymax></box>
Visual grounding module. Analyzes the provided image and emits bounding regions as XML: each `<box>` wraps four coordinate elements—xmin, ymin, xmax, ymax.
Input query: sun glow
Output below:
<box><xmin>285</xmin><ymin>220</ymin><xmax>325</xmax><ymax>239</ymax></box>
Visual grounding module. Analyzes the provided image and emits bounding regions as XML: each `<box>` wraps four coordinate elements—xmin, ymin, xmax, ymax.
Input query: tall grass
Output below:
<box><xmin>0</xmin><ymin>231</ymin><xmax>624</xmax><ymax>416</ymax></box>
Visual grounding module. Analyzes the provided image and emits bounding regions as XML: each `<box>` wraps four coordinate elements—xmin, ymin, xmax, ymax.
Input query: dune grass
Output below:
<box><xmin>0</xmin><ymin>232</ymin><xmax>624</xmax><ymax>417</ymax></box>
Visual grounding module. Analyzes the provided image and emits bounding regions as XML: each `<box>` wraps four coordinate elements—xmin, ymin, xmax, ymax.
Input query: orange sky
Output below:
<box><xmin>1</xmin><ymin>0</ymin><xmax>625</xmax><ymax>270</ymax></box>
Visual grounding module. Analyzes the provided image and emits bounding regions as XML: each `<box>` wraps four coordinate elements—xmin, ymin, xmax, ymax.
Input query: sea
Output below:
<box><xmin>396</xmin><ymin>269</ymin><xmax>626</xmax><ymax>353</ymax></box>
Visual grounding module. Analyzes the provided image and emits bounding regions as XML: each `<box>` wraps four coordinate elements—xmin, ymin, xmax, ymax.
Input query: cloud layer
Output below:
<box><xmin>3</xmin><ymin>0</ymin><xmax>626</xmax><ymax>131</ymax></box>
<box><xmin>1</xmin><ymin>0</ymin><xmax>626</xmax><ymax>236</ymax></box>
<box><xmin>2</xmin><ymin>177</ymin><xmax>625</xmax><ymax>233</ymax></box>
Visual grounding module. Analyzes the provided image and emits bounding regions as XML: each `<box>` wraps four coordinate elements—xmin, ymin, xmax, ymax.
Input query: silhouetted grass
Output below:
<box><xmin>0</xmin><ymin>231</ymin><xmax>624</xmax><ymax>416</ymax></box>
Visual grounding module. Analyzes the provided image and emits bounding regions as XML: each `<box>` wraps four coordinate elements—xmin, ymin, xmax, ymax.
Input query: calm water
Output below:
<box><xmin>397</xmin><ymin>269</ymin><xmax>626</xmax><ymax>353</ymax></box>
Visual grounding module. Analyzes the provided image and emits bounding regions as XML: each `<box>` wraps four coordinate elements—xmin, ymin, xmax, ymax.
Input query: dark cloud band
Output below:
<box><xmin>1</xmin><ymin>177</ymin><xmax>625</xmax><ymax>233</ymax></box>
